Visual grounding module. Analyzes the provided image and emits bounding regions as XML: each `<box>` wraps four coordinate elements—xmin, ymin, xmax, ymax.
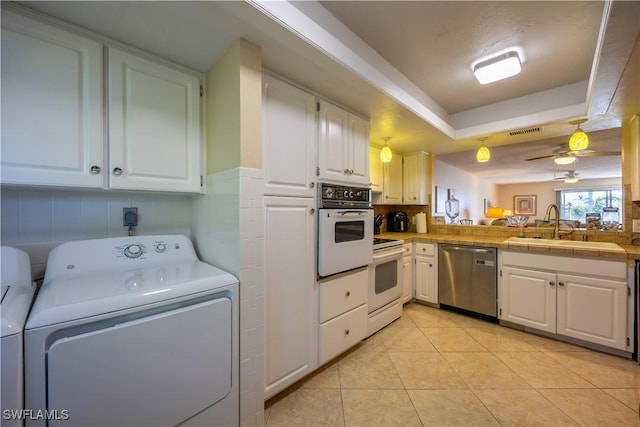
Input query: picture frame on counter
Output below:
<box><xmin>514</xmin><ymin>195</ymin><xmax>537</xmax><ymax>215</ymax></box>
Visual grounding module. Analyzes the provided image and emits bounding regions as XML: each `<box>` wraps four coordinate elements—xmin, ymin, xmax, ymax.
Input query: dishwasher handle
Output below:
<box><xmin>442</xmin><ymin>245</ymin><xmax>495</xmax><ymax>254</ymax></box>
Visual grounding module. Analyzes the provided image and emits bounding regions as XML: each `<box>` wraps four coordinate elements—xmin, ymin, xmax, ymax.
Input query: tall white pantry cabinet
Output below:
<box><xmin>262</xmin><ymin>75</ymin><xmax>318</xmax><ymax>400</ymax></box>
<box><xmin>1</xmin><ymin>10</ymin><xmax>203</xmax><ymax>193</ymax></box>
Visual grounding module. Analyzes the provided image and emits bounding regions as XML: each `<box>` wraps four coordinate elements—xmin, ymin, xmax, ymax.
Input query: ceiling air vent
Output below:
<box><xmin>509</xmin><ymin>126</ymin><xmax>542</xmax><ymax>136</ymax></box>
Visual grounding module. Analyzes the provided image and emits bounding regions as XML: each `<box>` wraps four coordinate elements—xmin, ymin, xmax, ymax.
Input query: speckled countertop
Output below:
<box><xmin>377</xmin><ymin>231</ymin><xmax>640</xmax><ymax>262</ymax></box>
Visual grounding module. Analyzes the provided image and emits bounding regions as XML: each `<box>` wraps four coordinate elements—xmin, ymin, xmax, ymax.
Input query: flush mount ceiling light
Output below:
<box><xmin>568</xmin><ymin>119</ymin><xmax>589</xmax><ymax>151</ymax></box>
<box><xmin>476</xmin><ymin>137</ymin><xmax>490</xmax><ymax>163</ymax></box>
<box><xmin>473</xmin><ymin>51</ymin><xmax>522</xmax><ymax>84</ymax></box>
<box><xmin>554</xmin><ymin>154</ymin><xmax>576</xmax><ymax>165</ymax></box>
<box><xmin>380</xmin><ymin>137</ymin><xmax>392</xmax><ymax>163</ymax></box>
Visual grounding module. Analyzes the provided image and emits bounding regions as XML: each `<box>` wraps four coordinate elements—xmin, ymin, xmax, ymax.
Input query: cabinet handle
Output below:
<box><xmin>90</xmin><ymin>165</ymin><xmax>101</xmax><ymax>174</ymax></box>
<box><xmin>429</xmin><ymin>263</ymin><xmax>433</xmax><ymax>267</ymax></box>
<box><xmin>558</xmin><ymin>281</ymin><xmax>565</xmax><ymax>287</ymax></box>
<box><xmin>113</xmin><ymin>167</ymin><xmax>123</xmax><ymax>176</ymax></box>
<box><xmin>344</xmin><ymin>169</ymin><xmax>350</xmax><ymax>175</ymax></box>
<box><xmin>422</xmin><ymin>248</ymin><xmax>426</xmax><ymax>252</ymax></box>
<box><xmin>349</xmin><ymin>169</ymin><xmax>354</xmax><ymax>174</ymax></box>
<box><xmin>344</xmin><ymin>329</ymin><xmax>350</xmax><ymax>335</ymax></box>
<box><xmin>549</xmin><ymin>281</ymin><xmax>555</xmax><ymax>286</ymax></box>
<box><xmin>310</xmin><ymin>182</ymin><xmax>315</xmax><ymax>188</ymax></box>
<box><xmin>310</xmin><ymin>208</ymin><xmax>315</xmax><ymax>215</ymax></box>
<box><xmin>345</xmin><ymin>291</ymin><xmax>351</xmax><ymax>297</ymax></box>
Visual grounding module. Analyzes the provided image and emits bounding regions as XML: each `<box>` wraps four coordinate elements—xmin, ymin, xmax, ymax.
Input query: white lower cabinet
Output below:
<box><xmin>264</xmin><ymin>196</ymin><xmax>316</xmax><ymax>399</ymax></box>
<box><xmin>500</xmin><ymin>251</ymin><xmax>631</xmax><ymax>351</ymax></box>
<box><xmin>402</xmin><ymin>243</ymin><xmax>413</xmax><ymax>303</ymax></box>
<box><xmin>414</xmin><ymin>243</ymin><xmax>437</xmax><ymax>304</ymax></box>
<box><xmin>318</xmin><ymin>268</ymin><xmax>368</xmax><ymax>365</ymax></box>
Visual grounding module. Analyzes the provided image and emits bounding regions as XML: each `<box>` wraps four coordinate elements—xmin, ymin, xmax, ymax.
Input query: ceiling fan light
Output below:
<box><xmin>476</xmin><ymin>144</ymin><xmax>490</xmax><ymax>162</ymax></box>
<box><xmin>554</xmin><ymin>155</ymin><xmax>576</xmax><ymax>165</ymax></box>
<box><xmin>564</xmin><ymin>177</ymin><xmax>579</xmax><ymax>183</ymax></box>
<box><xmin>473</xmin><ymin>51</ymin><xmax>521</xmax><ymax>84</ymax></box>
<box><xmin>569</xmin><ymin>127</ymin><xmax>589</xmax><ymax>151</ymax></box>
<box><xmin>380</xmin><ymin>144</ymin><xmax>392</xmax><ymax>163</ymax></box>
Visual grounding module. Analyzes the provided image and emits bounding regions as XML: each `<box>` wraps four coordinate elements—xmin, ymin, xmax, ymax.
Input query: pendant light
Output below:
<box><xmin>476</xmin><ymin>137</ymin><xmax>490</xmax><ymax>163</ymax></box>
<box><xmin>380</xmin><ymin>137</ymin><xmax>392</xmax><ymax>163</ymax></box>
<box><xmin>568</xmin><ymin>119</ymin><xmax>589</xmax><ymax>151</ymax></box>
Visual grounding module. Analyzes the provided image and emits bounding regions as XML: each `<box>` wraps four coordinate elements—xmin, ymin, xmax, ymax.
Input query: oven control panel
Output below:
<box><xmin>320</xmin><ymin>183</ymin><xmax>371</xmax><ymax>207</ymax></box>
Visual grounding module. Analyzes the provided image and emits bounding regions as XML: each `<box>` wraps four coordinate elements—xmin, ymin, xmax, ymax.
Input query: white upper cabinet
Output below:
<box><xmin>369</xmin><ymin>146</ymin><xmax>383</xmax><ymax>192</ymax></box>
<box><xmin>1</xmin><ymin>10</ymin><xmax>104</xmax><ymax>188</ymax></box>
<box><xmin>318</xmin><ymin>100</ymin><xmax>370</xmax><ymax>186</ymax></box>
<box><xmin>382</xmin><ymin>154</ymin><xmax>403</xmax><ymax>204</ymax></box>
<box><xmin>108</xmin><ymin>48</ymin><xmax>202</xmax><ymax>193</ymax></box>
<box><xmin>402</xmin><ymin>152</ymin><xmax>431</xmax><ymax>205</ymax></box>
<box><xmin>1</xmin><ymin>12</ymin><xmax>202</xmax><ymax>193</ymax></box>
<box><xmin>262</xmin><ymin>75</ymin><xmax>317</xmax><ymax>198</ymax></box>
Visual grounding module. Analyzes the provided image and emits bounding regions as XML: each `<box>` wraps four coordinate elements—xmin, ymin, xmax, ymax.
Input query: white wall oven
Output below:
<box><xmin>368</xmin><ymin>238</ymin><xmax>404</xmax><ymax>336</ymax></box>
<box><xmin>317</xmin><ymin>183</ymin><xmax>373</xmax><ymax>278</ymax></box>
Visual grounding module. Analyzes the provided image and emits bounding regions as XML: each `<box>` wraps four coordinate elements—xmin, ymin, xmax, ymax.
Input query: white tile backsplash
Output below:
<box><xmin>1</xmin><ymin>187</ymin><xmax>195</xmax><ymax>277</ymax></box>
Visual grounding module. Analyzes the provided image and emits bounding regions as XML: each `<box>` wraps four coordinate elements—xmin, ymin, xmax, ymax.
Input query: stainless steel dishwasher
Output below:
<box><xmin>438</xmin><ymin>244</ymin><xmax>497</xmax><ymax>318</ymax></box>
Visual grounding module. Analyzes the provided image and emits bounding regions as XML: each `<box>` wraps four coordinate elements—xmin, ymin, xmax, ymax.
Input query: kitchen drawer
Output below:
<box><xmin>318</xmin><ymin>304</ymin><xmax>368</xmax><ymax>364</ymax></box>
<box><xmin>318</xmin><ymin>268</ymin><xmax>368</xmax><ymax>323</ymax></box>
<box><xmin>403</xmin><ymin>243</ymin><xmax>412</xmax><ymax>257</ymax></box>
<box><xmin>415</xmin><ymin>242</ymin><xmax>436</xmax><ymax>256</ymax></box>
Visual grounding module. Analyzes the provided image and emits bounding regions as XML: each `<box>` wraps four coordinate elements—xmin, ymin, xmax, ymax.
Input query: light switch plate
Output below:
<box><xmin>633</xmin><ymin>219</ymin><xmax>640</xmax><ymax>233</ymax></box>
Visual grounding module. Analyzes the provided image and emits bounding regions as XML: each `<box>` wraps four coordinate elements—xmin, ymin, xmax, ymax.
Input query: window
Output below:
<box><xmin>556</xmin><ymin>188</ymin><xmax>622</xmax><ymax>225</ymax></box>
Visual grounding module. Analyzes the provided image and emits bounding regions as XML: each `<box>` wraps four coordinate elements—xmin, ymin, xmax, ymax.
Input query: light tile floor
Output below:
<box><xmin>265</xmin><ymin>302</ymin><xmax>640</xmax><ymax>427</ymax></box>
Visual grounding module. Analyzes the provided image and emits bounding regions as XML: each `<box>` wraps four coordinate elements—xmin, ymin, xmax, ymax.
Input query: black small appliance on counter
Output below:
<box><xmin>387</xmin><ymin>211</ymin><xmax>409</xmax><ymax>232</ymax></box>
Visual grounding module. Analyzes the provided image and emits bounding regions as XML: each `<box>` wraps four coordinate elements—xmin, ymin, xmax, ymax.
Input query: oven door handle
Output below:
<box><xmin>372</xmin><ymin>247</ymin><xmax>405</xmax><ymax>260</ymax></box>
<box><xmin>333</xmin><ymin>210</ymin><xmax>370</xmax><ymax>217</ymax></box>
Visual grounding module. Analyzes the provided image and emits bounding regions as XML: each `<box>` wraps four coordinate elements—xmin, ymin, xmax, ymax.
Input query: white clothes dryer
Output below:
<box><xmin>1</xmin><ymin>246</ymin><xmax>36</xmax><ymax>427</ymax></box>
<box><xmin>24</xmin><ymin>235</ymin><xmax>238</xmax><ymax>427</ymax></box>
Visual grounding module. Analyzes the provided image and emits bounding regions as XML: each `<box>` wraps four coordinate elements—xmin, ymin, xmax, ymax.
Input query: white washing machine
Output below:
<box><xmin>1</xmin><ymin>246</ymin><xmax>36</xmax><ymax>427</ymax></box>
<box><xmin>24</xmin><ymin>235</ymin><xmax>238</xmax><ymax>427</ymax></box>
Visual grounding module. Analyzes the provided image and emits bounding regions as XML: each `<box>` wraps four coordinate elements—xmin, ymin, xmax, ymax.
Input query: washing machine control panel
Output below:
<box><xmin>114</xmin><ymin>237</ymin><xmax>185</xmax><ymax>261</ymax></box>
<box><xmin>124</xmin><ymin>244</ymin><xmax>144</xmax><ymax>258</ymax></box>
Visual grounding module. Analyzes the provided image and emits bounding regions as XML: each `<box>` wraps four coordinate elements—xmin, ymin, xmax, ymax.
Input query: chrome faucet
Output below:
<box><xmin>543</xmin><ymin>204</ymin><xmax>561</xmax><ymax>239</ymax></box>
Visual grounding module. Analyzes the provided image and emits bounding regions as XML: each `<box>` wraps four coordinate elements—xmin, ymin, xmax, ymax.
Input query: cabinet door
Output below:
<box><xmin>500</xmin><ymin>266</ymin><xmax>556</xmax><ymax>333</ymax></box>
<box><xmin>402</xmin><ymin>255</ymin><xmax>413</xmax><ymax>303</ymax></box>
<box><xmin>108</xmin><ymin>48</ymin><xmax>201</xmax><ymax>193</ymax></box>
<box><xmin>369</xmin><ymin>146</ymin><xmax>383</xmax><ymax>192</ymax></box>
<box><xmin>264</xmin><ymin>197</ymin><xmax>316</xmax><ymax>399</ymax></box>
<box><xmin>262</xmin><ymin>75</ymin><xmax>317</xmax><ymax>197</ymax></box>
<box><xmin>318</xmin><ymin>101</ymin><xmax>350</xmax><ymax>183</ymax></box>
<box><xmin>402</xmin><ymin>154</ymin><xmax>418</xmax><ymax>204</ymax></box>
<box><xmin>415</xmin><ymin>254</ymin><xmax>436</xmax><ymax>303</ymax></box>
<box><xmin>402</xmin><ymin>152</ymin><xmax>430</xmax><ymax>205</ymax></box>
<box><xmin>382</xmin><ymin>154</ymin><xmax>403</xmax><ymax>204</ymax></box>
<box><xmin>347</xmin><ymin>114</ymin><xmax>370</xmax><ymax>185</ymax></box>
<box><xmin>557</xmin><ymin>274</ymin><xmax>628</xmax><ymax>350</ymax></box>
<box><xmin>1</xmin><ymin>11</ymin><xmax>103</xmax><ymax>188</ymax></box>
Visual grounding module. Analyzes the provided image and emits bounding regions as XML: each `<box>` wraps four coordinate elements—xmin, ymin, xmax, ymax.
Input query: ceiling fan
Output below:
<box><xmin>553</xmin><ymin>170</ymin><xmax>581</xmax><ymax>183</ymax></box>
<box><xmin>525</xmin><ymin>145</ymin><xmax>620</xmax><ymax>163</ymax></box>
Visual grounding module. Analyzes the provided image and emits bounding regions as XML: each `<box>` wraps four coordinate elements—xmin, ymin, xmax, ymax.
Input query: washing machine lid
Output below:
<box><xmin>1</xmin><ymin>246</ymin><xmax>36</xmax><ymax>338</ymax></box>
<box><xmin>26</xmin><ymin>260</ymin><xmax>238</xmax><ymax>329</ymax></box>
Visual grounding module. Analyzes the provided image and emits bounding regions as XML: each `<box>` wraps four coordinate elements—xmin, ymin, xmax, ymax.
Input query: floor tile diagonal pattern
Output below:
<box><xmin>265</xmin><ymin>303</ymin><xmax>640</xmax><ymax>427</ymax></box>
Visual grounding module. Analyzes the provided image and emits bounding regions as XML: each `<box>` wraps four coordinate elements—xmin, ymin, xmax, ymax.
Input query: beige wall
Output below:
<box><xmin>497</xmin><ymin>177</ymin><xmax>622</xmax><ymax>221</ymax></box>
<box><xmin>432</xmin><ymin>158</ymin><xmax>498</xmax><ymax>223</ymax></box>
<box><xmin>206</xmin><ymin>39</ymin><xmax>262</xmax><ymax>174</ymax></box>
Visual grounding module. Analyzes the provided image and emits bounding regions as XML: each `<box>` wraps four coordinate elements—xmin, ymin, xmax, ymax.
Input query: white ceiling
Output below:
<box><xmin>9</xmin><ymin>0</ymin><xmax>640</xmax><ymax>184</ymax></box>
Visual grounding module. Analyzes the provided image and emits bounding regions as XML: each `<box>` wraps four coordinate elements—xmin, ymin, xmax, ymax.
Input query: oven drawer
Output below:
<box><xmin>415</xmin><ymin>242</ymin><xmax>436</xmax><ymax>256</ymax></box>
<box><xmin>318</xmin><ymin>304</ymin><xmax>368</xmax><ymax>365</ymax></box>
<box><xmin>319</xmin><ymin>268</ymin><xmax>368</xmax><ymax>323</ymax></box>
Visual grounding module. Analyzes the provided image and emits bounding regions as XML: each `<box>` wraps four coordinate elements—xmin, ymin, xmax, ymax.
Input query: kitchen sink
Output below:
<box><xmin>504</xmin><ymin>237</ymin><xmax>624</xmax><ymax>252</ymax></box>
